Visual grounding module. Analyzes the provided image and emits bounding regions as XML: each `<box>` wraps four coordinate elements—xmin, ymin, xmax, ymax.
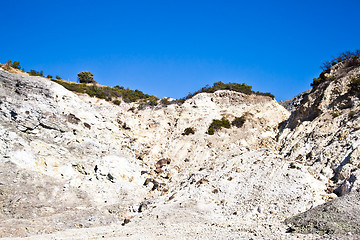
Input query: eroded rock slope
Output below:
<box><xmin>0</xmin><ymin>60</ymin><xmax>360</xmax><ymax>239</ymax></box>
<box><xmin>279</xmin><ymin>61</ymin><xmax>360</xmax><ymax>196</ymax></box>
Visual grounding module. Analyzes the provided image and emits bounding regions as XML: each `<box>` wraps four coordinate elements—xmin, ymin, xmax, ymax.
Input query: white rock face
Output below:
<box><xmin>0</xmin><ymin>68</ymin><xmax>148</xmax><ymax>237</ymax></box>
<box><xmin>279</xmin><ymin>62</ymin><xmax>360</xmax><ymax>196</ymax></box>
<box><xmin>0</xmin><ymin>63</ymin><xmax>359</xmax><ymax>239</ymax></box>
<box><xmin>123</xmin><ymin>90</ymin><xmax>289</xmax><ymax>167</ymax></box>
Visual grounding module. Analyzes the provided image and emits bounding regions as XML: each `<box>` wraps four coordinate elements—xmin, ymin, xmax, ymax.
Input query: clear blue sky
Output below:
<box><xmin>1</xmin><ymin>0</ymin><xmax>359</xmax><ymax>100</ymax></box>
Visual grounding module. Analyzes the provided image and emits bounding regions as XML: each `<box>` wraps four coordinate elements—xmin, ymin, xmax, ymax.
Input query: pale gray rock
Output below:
<box><xmin>1</xmin><ymin>61</ymin><xmax>360</xmax><ymax>239</ymax></box>
<box><xmin>286</xmin><ymin>189</ymin><xmax>360</xmax><ymax>235</ymax></box>
<box><xmin>278</xmin><ymin>62</ymin><xmax>360</xmax><ymax>196</ymax></box>
<box><xmin>280</xmin><ymin>89</ymin><xmax>311</xmax><ymax>112</ymax></box>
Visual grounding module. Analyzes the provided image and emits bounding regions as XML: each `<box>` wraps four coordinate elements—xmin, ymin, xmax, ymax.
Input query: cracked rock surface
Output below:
<box><xmin>0</xmin><ymin>61</ymin><xmax>360</xmax><ymax>239</ymax></box>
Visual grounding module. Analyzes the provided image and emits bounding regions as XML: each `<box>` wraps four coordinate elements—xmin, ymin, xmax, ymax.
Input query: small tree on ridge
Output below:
<box><xmin>78</xmin><ymin>71</ymin><xmax>96</xmax><ymax>84</ymax></box>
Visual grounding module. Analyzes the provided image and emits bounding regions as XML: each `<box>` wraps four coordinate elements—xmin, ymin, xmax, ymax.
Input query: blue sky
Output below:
<box><xmin>1</xmin><ymin>0</ymin><xmax>359</xmax><ymax>100</ymax></box>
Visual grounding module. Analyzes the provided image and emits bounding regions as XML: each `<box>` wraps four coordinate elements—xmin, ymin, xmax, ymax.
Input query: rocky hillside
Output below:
<box><xmin>0</xmin><ymin>57</ymin><xmax>360</xmax><ymax>239</ymax></box>
<box><xmin>279</xmin><ymin>60</ymin><xmax>360</xmax><ymax>196</ymax></box>
<box><xmin>279</xmin><ymin>89</ymin><xmax>311</xmax><ymax>113</ymax></box>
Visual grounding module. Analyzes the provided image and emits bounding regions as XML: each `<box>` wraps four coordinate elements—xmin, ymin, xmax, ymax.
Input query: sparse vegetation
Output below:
<box><xmin>2</xmin><ymin>62</ymin><xmax>11</xmax><ymax>71</ymax></box>
<box><xmin>182</xmin><ymin>127</ymin><xmax>195</xmax><ymax>136</ymax></box>
<box><xmin>7</xmin><ymin>60</ymin><xmax>21</xmax><ymax>70</ymax></box>
<box><xmin>321</xmin><ymin>50</ymin><xmax>360</xmax><ymax>71</ymax></box>
<box><xmin>312</xmin><ymin>50</ymin><xmax>360</xmax><ymax>88</ymax></box>
<box><xmin>207</xmin><ymin>116</ymin><xmax>246</xmax><ymax>135</ymax></box>
<box><xmin>349</xmin><ymin>76</ymin><xmax>360</xmax><ymax>92</ymax></box>
<box><xmin>137</xmin><ymin>97</ymin><xmax>159</xmax><ymax>110</ymax></box>
<box><xmin>311</xmin><ymin>70</ymin><xmax>336</xmax><ymax>88</ymax></box>
<box><xmin>113</xmin><ymin>85</ymin><xmax>158</xmax><ymax>103</ymax></box>
<box><xmin>331</xmin><ymin>111</ymin><xmax>340</xmax><ymax>118</ymax></box>
<box><xmin>112</xmin><ymin>99</ymin><xmax>121</xmax><ymax>105</ymax></box>
<box><xmin>311</xmin><ymin>77</ymin><xmax>326</xmax><ymax>88</ymax></box>
<box><xmin>348</xmin><ymin>111</ymin><xmax>356</xmax><ymax>119</ymax></box>
<box><xmin>2</xmin><ymin>60</ymin><xmax>21</xmax><ymax>71</ymax></box>
<box><xmin>231</xmin><ymin>116</ymin><xmax>246</xmax><ymax>128</ymax></box>
<box><xmin>3</xmin><ymin>61</ymin><xmax>39</xmax><ymax>76</ymax></box>
<box><xmin>207</xmin><ymin>127</ymin><xmax>215</xmax><ymax>135</ymax></box>
<box><xmin>1</xmin><ymin>60</ymin><xmax>157</xmax><ymax>106</ymax></box>
<box><xmin>147</xmin><ymin>98</ymin><xmax>158</xmax><ymax>106</ymax></box>
<box><xmin>207</xmin><ymin>117</ymin><xmax>231</xmax><ymax>135</ymax></box>
<box><xmin>160</xmin><ymin>98</ymin><xmax>170</xmax><ymax>105</ymax></box>
<box><xmin>160</xmin><ymin>97</ymin><xmax>176</xmax><ymax>105</ymax></box>
<box><xmin>185</xmin><ymin>81</ymin><xmax>275</xmax><ymax>100</ymax></box>
<box><xmin>2</xmin><ymin>60</ymin><xmax>61</xmax><ymax>78</ymax></box>
<box><xmin>176</xmin><ymin>98</ymin><xmax>186</xmax><ymax>104</ymax></box>
<box><xmin>51</xmin><ymin>79</ymin><xmax>158</xmax><ymax>105</ymax></box>
<box><xmin>28</xmin><ymin>69</ymin><xmax>44</xmax><ymax>77</ymax></box>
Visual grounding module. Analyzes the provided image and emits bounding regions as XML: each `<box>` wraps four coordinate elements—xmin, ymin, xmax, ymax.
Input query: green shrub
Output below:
<box><xmin>320</xmin><ymin>50</ymin><xmax>360</xmax><ymax>71</ymax></box>
<box><xmin>56</xmin><ymin>75</ymin><xmax>61</xmax><ymax>80</ymax></box>
<box><xmin>4</xmin><ymin>60</ymin><xmax>21</xmax><ymax>70</ymax></box>
<box><xmin>207</xmin><ymin>127</ymin><xmax>215</xmax><ymax>135</ymax></box>
<box><xmin>348</xmin><ymin>111</ymin><xmax>356</xmax><ymax>119</ymax></box>
<box><xmin>311</xmin><ymin>77</ymin><xmax>326</xmax><ymax>87</ymax></box>
<box><xmin>112</xmin><ymin>99</ymin><xmax>121</xmax><ymax>105</ymax></box>
<box><xmin>120</xmin><ymin>88</ymin><xmax>155</xmax><ymax>103</ymax></box>
<box><xmin>51</xmin><ymin>79</ymin><xmax>158</xmax><ymax>105</ymax></box>
<box><xmin>313</xmin><ymin>50</ymin><xmax>360</xmax><ymax>89</ymax></box>
<box><xmin>184</xmin><ymin>81</ymin><xmax>275</xmax><ymax>100</ymax></box>
<box><xmin>311</xmin><ymin>70</ymin><xmax>338</xmax><ymax>88</ymax></box>
<box><xmin>332</xmin><ymin>111</ymin><xmax>340</xmax><ymax>118</ymax></box>
<box><xmin>160</xmin><ymin>97</ymin><xmax>170</xmax><ymax>105</ymax></box>
<box><xmin>28</xmin><ymin>69</ymin><xmax>43</xmax><ymax>76</ymax></box>
<box><xmin>349</xmin><ymin>77</ymin><xmax>360</xmax><ymax>92</ymax></box>
<box><xmin>232</xmin><ymin>116</ymin><xmax>246</xmax><ymax>128</ymax></box>
<box><xmin>147</xmin><ymin>97</ymin><xmax>158</xmax><ymax>106</ymax></box>
<box><xmin>183</xmin><ymin>127</ymin><xmax>195</xmax><ymax>135</ymax></box>
<box><xmin>343</xmin><ymin>55</ymin><xmax>360</xmax><ymax>69</ymax></box>
<box><xmin>137</xmin><ymin>97</ymin><xmax>159</xmax><ymax>110</ymax></box>
<box><xmin>254</xmin><ymin>91</ymin><xmax>275</xmax><ymax>99</ymax></box>
<box><xmin>47</xmin><ymin>75</ymin><xmax>53</xmax><ymax>79</ymax></box>
<box><xmin>78</xmin><ymin>71</ymin><xmax>96</xmax><ymax>83</ymax></box>
<box><xmin>12</xmin><ymin>62</ymin><xmax>20</xmax><ymax>69</ymax></box>
<box><xmin>11</xmin><ymin>61</ymin><xmax>21</xmax><ymax>70</ymax></box>
<box><xmin>177</xmin><ymin>98</ymin><xmax>186</xmax><ymax>105</ymax></box>
<box><xmin>51</xmin><ymin>79</ymin><xmax>86</xmax><ymax>93</ymax></box>
<box><xmin>137</xmin><ymin>103</ymin><xmax>146</xmax><ymax>110</ymax></box>
<box><xmin>207</xmin><ymin>117</ymin><xmax>231</xmax><ymax>134</ymax></box>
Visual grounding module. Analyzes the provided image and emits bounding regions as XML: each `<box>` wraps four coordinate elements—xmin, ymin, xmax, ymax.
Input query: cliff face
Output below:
<box><xmin>0</xmin><ymin>68</ymin><xmax>148</xmax><ymax>236</ymax></box>
<box><xmin>0</xmin><ymin>61</ymin><xmax>360</xmax><ymax>239</ymax></box>
<box><xmin>279</xmin><ymin>89</ymin><xmax>311</xmax><ymax>113</ymax></box>
<box><xmin>279</xmin><ymin>62</ymin><xmax>360</xmax><ymax>196</ymax></box>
